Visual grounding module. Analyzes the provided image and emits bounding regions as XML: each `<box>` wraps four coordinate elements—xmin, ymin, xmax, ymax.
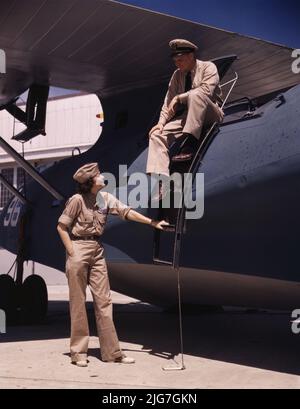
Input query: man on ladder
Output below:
<box><xmin>146</xmin><ymin>39</ymin><xmax>224</xmax><ymax>200</ymax></box>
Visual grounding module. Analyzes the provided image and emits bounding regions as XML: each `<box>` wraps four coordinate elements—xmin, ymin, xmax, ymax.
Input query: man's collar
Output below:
<box><xmin>191</xmin><ymin>60</ymin><xmax>201</xmax><ymax>74</ymax></box>
<box><xmin>184</xmin><ymin>60</ymin><xmax>198</xmax><ymax>76</ymax></box>
<box><xmin>191</xmin><ymin>61</ymin><xmax>197</xmax><ymax>73</ymax></box>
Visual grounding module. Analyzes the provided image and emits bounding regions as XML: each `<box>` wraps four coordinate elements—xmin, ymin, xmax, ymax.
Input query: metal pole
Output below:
<box><xmin>163</xmin><ymin>185</ymin><xmax>186</xmax><ymax>371</ymax></box>
<box><xmin>162</xmin><ymin>265</ymin><xmax>186</xmax><ymax>371</ymax></box>
<box><xmin>0</xmin><ymin>135</ymin><xmax>64</xmax><ymax>201</ymax></box>
<box><xmin>0</xmin><ymin>174</ymin><xmax>28</xmax><ymax>205</ymax></box>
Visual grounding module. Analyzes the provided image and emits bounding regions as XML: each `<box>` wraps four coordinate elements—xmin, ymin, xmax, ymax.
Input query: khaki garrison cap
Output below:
<box><xmin>169</xmin><ymin>39</ymin><xmax>198</xmax><ymax>56</ymax></box>
<box><xmin>73</xmin><ymin>163</ymin><xmax>100</xmax><ymax>184</ymax></box>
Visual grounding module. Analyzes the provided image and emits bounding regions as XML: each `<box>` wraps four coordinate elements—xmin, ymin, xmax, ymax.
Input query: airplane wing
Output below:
<box><xmin>0</xmin><ymin>0</ymin><xmax>299</xmax><ymax>106</ymax></box>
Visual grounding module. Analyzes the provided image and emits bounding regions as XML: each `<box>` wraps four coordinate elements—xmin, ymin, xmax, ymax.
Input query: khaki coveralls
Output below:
<box><xmin>146</xmin><ymin>60</ymin><xmax>224</xmax><ymax>176</ymax></box>
<box><xmin>58</xmin><ymin>191</ymin><xmax>131</xmax><ymax>363</ymax></box>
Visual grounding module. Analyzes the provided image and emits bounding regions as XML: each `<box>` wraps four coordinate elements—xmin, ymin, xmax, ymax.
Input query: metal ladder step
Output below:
<box><xmin>153</xmin><ymin>258</ymin><xmax>173</xmax><ymax>266</ymax></box>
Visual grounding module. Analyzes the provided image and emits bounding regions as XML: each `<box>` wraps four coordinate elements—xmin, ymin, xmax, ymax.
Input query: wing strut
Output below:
<box><xmin>0</xmin><ymin>174</ymin><xmax>28</xmax><ymax>205</ymax></box>
<box><xmin>0</xmin><ymin>136</ymin><xmax>64</xmax><ymax>201</ymax></box>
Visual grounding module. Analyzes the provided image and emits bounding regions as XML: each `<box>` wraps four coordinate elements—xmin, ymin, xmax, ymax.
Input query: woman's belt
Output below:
<box><xmin>70</xmin><ymin>234</ymin><xmax>100</xmax><ymax>241</ymax></box>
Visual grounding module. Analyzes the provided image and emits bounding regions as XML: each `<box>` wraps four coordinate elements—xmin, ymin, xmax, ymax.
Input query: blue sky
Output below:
<box><xmin>122</xmin><ymin>0</ymin><xmax>300</xmax><ymax>49</ymax></box>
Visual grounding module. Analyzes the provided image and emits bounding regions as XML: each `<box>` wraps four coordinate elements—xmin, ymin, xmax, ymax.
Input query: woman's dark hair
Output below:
<box><xmin>76</xmin><ymin>177</ymin><xmax>94</xmax><ymax>194</ymax></box>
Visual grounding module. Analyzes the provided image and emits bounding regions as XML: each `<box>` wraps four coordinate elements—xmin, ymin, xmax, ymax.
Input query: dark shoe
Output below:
<box><xmin>172</xmin><ymin>134</ymin><xmax>198</xmax><ymax>163</ymax></box>
<box><xmin>172</xmin><ymin>152</ymin><xmax>194</xmax><ymax>162</ymax></box>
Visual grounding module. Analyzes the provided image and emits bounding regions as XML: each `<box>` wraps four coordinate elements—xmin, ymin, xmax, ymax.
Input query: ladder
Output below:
<box><xmin>153</xmin><ymin>63</ymin><xmax>239</xmax><ymax>270</ymax></box>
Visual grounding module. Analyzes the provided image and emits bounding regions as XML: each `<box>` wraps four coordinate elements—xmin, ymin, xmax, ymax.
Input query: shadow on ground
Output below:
<box><xmin>1</xmin><ymin>300</ymin><xmax>299</xmax><ymax>376</ymax></box>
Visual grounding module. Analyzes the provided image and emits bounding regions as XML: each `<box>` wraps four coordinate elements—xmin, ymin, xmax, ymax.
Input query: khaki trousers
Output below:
<box><xmin>146</xmin><ymin>91</ymin><xmax>223</xmax><ymax>176</ymax></box>
<box><xmin>66</xmin><ymin>240</ymin><xmax>123</xmax><ymax>362</ymax></box>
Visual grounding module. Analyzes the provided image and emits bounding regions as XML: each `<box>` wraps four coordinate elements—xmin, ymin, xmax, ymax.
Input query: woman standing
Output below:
<box><xmin>57</xmin><ymin>163</ymin><xmax>168</xmax><ymax>367</ymax></box>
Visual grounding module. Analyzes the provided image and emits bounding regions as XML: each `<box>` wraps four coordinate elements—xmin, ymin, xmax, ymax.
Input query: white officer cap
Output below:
<box><xmin>169</xmin><ymin>39</ymin><xmax>198</xmax><ymax>57</ymax></box>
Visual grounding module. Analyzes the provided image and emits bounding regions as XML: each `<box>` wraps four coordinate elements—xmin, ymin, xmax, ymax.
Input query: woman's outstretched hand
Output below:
<box><xmin>151</xmin><ymin>220</ymin><xmax>170</xmax><ymax>230</ymax></box>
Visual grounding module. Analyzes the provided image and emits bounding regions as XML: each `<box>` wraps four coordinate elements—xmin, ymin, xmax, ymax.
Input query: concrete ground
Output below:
<box><xmin>1</xmin><ymin>249</ymin><xmax>300</xmax><ymax>389</ymax></box>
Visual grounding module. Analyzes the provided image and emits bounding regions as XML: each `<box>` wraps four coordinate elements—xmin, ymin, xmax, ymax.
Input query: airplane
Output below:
<box><xmin>0</xmin><ymin>0</ymin><xmax>300</xmax><ymax>325</ymax></box>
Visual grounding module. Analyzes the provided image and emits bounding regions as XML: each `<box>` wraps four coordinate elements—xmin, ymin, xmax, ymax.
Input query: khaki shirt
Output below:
<box><xmin>159</xmin><ymin>59</ymin><xmax>222</xmax><ymax>127</ymax></box>
<box><xmin>58</xmin><ymin>192</ymin><xmax>132</xmax><ymax>237</ymax></box>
